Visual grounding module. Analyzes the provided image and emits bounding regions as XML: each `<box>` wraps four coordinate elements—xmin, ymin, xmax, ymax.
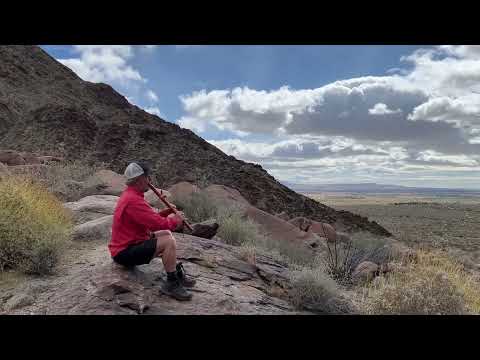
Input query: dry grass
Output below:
<box><xmin>361</xmin><ymin>250</ymin><xmax>480</xmax><ymax>314</ymax></box>
<box><xmin>236</xmin><ymin>243</ymin><xmax>257</xmax><ymax>265</ymax></box>
<box><xmin>289</xmin><ymin>267</ymin><xmax>354</xmax><ymax>314</ymax></box>
<box><xmin>0</xmin><ymin>176</ymin><xmax>73</xmax><ymax>275</ymax></box>
<box><xmin>172</xmin><ymin>191</ymin><xmax>218</xmax><ymax>223</ymax></box>
<box><xmin>216</xmin><ymin>206</ymin><xmax>263</xmax><ymax>246</ymax></box>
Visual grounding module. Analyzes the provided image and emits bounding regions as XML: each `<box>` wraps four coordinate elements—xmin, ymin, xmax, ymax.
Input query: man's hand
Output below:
<box><xmin>170</xmin><ymin>211</ymin><xmax>186</xmax><ymax>231</ymax></box>
<box><xmin>158</xmin><ymin>204</ymin><xmax>177</xmax><ymax>217</ymax></box>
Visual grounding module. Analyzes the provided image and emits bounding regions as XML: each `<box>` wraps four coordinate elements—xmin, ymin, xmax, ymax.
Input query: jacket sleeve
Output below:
<box><xmin>125</xmin><ymin>199</ymin><xmax>178</xmax><ymax>231</ymax></box>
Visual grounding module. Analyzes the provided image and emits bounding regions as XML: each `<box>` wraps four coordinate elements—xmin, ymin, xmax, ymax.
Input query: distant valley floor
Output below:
<box><xmin>306</xmin><ymin>192</ymin><xmax>480</xmax><ymax>273</ymax></box>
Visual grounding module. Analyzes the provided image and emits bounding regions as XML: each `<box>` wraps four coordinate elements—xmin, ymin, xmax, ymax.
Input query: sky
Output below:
<box><xmin>41</xmin><ymin>45</ymin><xmax>480</xmax><ymax>189</ymax></box>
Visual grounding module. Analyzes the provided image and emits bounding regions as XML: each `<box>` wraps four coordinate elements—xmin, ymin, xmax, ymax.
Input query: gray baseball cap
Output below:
<box><xmin>124</xmin><ymin>162</ymin><xmax>151</xmax><ymax>180</ymax></box>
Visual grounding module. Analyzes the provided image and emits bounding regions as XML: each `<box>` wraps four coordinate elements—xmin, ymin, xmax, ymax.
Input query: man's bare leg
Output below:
<box><xmin>153</xmin><ymin>230</ymin><xmax>177</xmax><ymax>272</ymax></box>
<box><xmin>153</xmin><ymin>230</ymin><xmax>195</xmax><ymax>301</ymax></box>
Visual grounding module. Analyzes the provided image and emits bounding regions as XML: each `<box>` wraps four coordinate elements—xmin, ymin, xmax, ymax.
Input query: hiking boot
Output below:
<box><xmin>162</xmin><ymin>279</ymin><xmax>192</xmax><ymax>301</ymax></box>
<box><xmin>176</xmin><ymin>262</ymin><xmax>197</xmax><ymax>288</ymax></box>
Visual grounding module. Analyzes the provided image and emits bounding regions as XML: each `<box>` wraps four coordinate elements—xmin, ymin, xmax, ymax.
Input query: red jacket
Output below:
<box><xmin>109</xmin><ymin>186</ymin><xmax>179</xmax><ymax>257</ymax></box>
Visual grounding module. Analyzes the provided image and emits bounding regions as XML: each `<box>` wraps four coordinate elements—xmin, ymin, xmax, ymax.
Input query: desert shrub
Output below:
<box><xmin>175</xmin><ymin>192</ymin><xmax>316</xmax><ymax>266</ymax></box>
<box><xmin>289</xmin><ymin>267</ymin><xmax>354</xmax><ymax>314</ymax></box>
<box><xmin>216</xmin><ymin>205</ymin><xmax>263</xmax><ymax>246</ymax></box>
<box><xmin>236</xmin><ymin>243</ymin><xmax>257</xmax><ymax>265</ymax></box>
<box><xmin>173</xmin><ymin>193</ymin><xmax>265</xmax><ymax>247</ymax></box>
<box><xmin>362</xmin><ymin>250</ymin><xmax>480</xmax><ymax>314</ymax></box>
<box><xmin>0</xmin><ymin>176</ymin><xmax>73</xmax><ymax>275</ymax></box>
<box><xmin>260</xmin><ymin>235</ymin><xmax>316</xmax><ymax>268</ymax></box>
<box><xmin>364</xmin><ymin>271</ymin><xmax>464</xmax><ymax>315</ymax></box>
<box><xmin>414</xmin><ymin>251</ymin><xmax>480</xmax><ymax>313</ymax></box>
<box><xmin>323</xmin><ymin>232</ymin><xmax>392</xmax><ymax>286</ymax></box>
<box><xmin>172</xmin><ymin>191</ymin><xmax>218</xmax><ymax>223</ymax></box>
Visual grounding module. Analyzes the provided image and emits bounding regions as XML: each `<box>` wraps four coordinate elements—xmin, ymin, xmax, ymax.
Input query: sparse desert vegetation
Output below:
<box><xmin>308</xmin><ymin>193</ymin><xmax>480</xmax><ymax>272</ymax></box>
<box><xmin>360</xmin><ymin>250</ymin><xmax>480</xmax><ymax>314</ymax></box>
<box><xmin>2</xmin><ymin>158</ymin><xmax>479</xmax><ymax>314</ymax></box>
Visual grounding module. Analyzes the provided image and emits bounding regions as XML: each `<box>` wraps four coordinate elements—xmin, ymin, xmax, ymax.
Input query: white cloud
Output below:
<box><xmin>415</xmin><ymin>150</ymin><xmax>478</xmax><ymax>167</ymax></box>
<box><xmin>368</xmin><ymin>103</ymin><xmax>402</xmax><ymax>115</ymax></box>
<box><xmin>179</xmin><ymin>44</ymin><xmax>480</xmax><ymax>188</ymax></box>
<box><xmin>144</xmin><ymin>107</ymin><xmax>163</xmax><ymax>117</ymax></box>
<box><xmin>178</xmin><ymin>116</ymin><xmax>208</xmax><ymax>133</ymax></box>
<box><xmin>146</xmin><ymin>89</ymin><xmax>159</xmax><ymax>102</ymax></box>
<box><xmin>437</xmin><ymin>45</ymin><xmax>480</xmax><ymax>59</ymax></box>
<box><xmin>408</xmin><ymin>95</ymin><xmax>480</xmax><ymax>127</ymax></box>
<box><xmin>126</xmin><ymin>96</ymin><xmax>136</xmax><ymax>105</ymax></box>
<box><xmin>178</xmin><ymin>86</ymin><xmax>323</xmax><ymax>135</ymax></box>
<box><xmin>179</xmin><ymin>46</ymin><xmax>480</xmax><ymax>164</ymax></box>
<box><xmin>58</xmin><ymin>45</ymin><xmax>144</xmax><ymax>86</ymax></box>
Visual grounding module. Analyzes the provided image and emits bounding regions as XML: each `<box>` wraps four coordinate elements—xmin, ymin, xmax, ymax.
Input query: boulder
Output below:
<box><xmin>7</xmin><ymin>164</ymin><xmax>50</xmax><ymax>178</ymax></box>
<box><xmin>64</xmin><ymin>195</ymin><xmax>119</xmax><ymax>224</ymax></box>
<box><xmin>83</xmin><ymin>169</ymin><xmax>126</xmax><ymax>196</ymax></box>
<box><xmin>4</xmin><ymin>293</ymin><xmax>35</xmax><ymax>311</ymax></box>
<box><xmin>202</xmin><ymin>184</ymin><xmax>250</xmax><ymax>208</ymax></box>
<box><xmin>307</xmin><ymin>222</ymin><xmax>337</xmax><ymax>243</ymax></box>
<box><xmin>390</xmin><ymin>241</ymin><xmax>418</xmax><ymax>263</ymax></box>
<box><xmin>168</xmin><ymin>181</ymin><xmax>199</xmax><ymax>201</ymax></box>
<box><xmin>72</xmin><ymin>215</ymin><xmax>113</xmax><ymax>242</ymax></box>
<box><xmin>289</xmin><ymin>217</ymin><xmax>337</xmax><ymax>242</ymax></box>
<box><xmin>144</xmin><ymin>187</ymin><xmax>171</xmax><ymax>208</ymax></box>
<box><xmin>7</xmin><ymin>234</ymin><xmax>308</xmax><ymax>315</ymax></box>
<box><xmin>352</xmin><ymin>261</ymin><xmax>379</xmax><ymax>284</ymax></box>
<box><xmin>80</xmin><ymin>170</ymin><xmax>170</xmax><ymax>205</ymax></box>
<box><xmin>0</xmin><ymin>150</ymin><xmax>26</xmax><ymax>166</ymax></box>
<box><xmin>245</xmin><ymin>206</ymin><xmax>318</xmax><ymax>246</ymax></box>
<box><xmin>289</xmin><ymin>217</ymin><xmax>311</xmax><ymax>231</ymax></box>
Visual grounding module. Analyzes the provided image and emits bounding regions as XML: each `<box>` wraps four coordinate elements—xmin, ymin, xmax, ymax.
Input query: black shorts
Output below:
<box><xmin>113</xmin><ymin>235</ymin><xmax>157</xmax><ymax>267</ymax></box>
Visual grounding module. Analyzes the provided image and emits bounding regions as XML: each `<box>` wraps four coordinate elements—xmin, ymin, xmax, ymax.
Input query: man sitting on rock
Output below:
<box><xmin>109</xmin><ymin>161</ymin><xmax>196</xmax><ymax>301</ymax></box>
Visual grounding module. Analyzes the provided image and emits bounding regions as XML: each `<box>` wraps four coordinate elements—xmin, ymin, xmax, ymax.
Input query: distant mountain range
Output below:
<box><xmin>285</xmin><ymin>182</ymin><xmax>480</xmax><ymax>196</ymax></box>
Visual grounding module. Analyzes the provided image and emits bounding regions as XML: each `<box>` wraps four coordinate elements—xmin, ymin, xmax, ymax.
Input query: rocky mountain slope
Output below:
<box><xmin>1</xmin><ymin>234</ymin><xmax>310</xmax><ymax>315</ymax></box>
<box><xmin>0</xmin><ymin>45</ymin><xmax>390</xmax><ymax>236</ymax></box>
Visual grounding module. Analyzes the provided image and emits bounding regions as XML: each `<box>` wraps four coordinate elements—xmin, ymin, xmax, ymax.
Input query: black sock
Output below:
<box><xmin>167</xmin><ymin>271</ymin><xmax>177</xmax><ymax>282</ymax></box>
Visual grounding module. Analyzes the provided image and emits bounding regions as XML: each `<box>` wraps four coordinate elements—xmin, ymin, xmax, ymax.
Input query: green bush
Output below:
<box><xmin>216</xmin><ymin>205</ymin><xmax>262</xmax><ymax>246</ymax></box>
<box><xmin>173</xmin><ymin>193</ymin><xmax>264</xmax><ymax>247</ymax></box>
<box><xmin>0</xmin><ymin>176</ymin><xmax>73</xmax><ymax>275</ymax></box>
<box><xmin>289</xmin><ymin>267</ymin><xmax>354</xmax><ymax>314</ymax></box>
<box><xmin>173</xmin><ymin>191</ymin><xmax>218</xmax><ymax>223</ymax></box>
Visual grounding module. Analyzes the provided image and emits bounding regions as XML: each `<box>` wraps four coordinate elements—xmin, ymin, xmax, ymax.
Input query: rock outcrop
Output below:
<box><xmin>72</xmin><ymin>215</ymin><xmax>113</xmax><ymax>242</ymax></box>
<box><xmin>64</xmin><ymin>195</ymin><xmax>119</xmax><ymax>224</ymax></box>
<box><xmin>1</xmin><ymin>233</ymin><xmax>312</xmax><ymax>315</ymax></box>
